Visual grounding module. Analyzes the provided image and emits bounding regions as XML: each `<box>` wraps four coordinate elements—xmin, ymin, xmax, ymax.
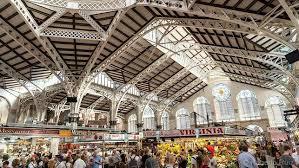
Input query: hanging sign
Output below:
<box><xmin>143</xmin><ymin>127</ymin><xmax>225</xmax><ymax>138</ymax></box>
<box><xmin>0</xmin><ymin>127</ymin><xmax>59</xmax><ymax>136</ymax></box>
<box><xmin>104</xmin><ymin>134</ymin><xmax>139</xmax><ymax>141</ymax></box>
<box><xmin>59</xmin><ymin>130</ymin><xmax>72</xmax><ymax>137</ymax></box>
<box><xmin>128</xmin><ymin>134</ymin><xmax>139</xmax><ymax>140</ymax></box>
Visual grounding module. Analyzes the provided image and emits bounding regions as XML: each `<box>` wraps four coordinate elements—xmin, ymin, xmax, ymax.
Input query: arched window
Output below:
<box><xmin>176</xmin><ymin>108</ymin><xmax>191</xmax><ymax>129</ymax></box>
<box><xmin>161</xmin><ymin>111</ymin><xmax>169</xmax><ymax>130</ymax></box>
<box><xmin>237</xmin><ymin>90</ymin><xmax>261</xmax><ymax>120</ymax></box>
<box><xmin>212</xmin><ymin>83</ymin><xmax>235</xmax><ymax>121</ymax></box>
<box><xmin>0</xmin><ymin>97</ymin><xmax>10</xmax><ymax>124</ymax></box>
<box><xmin>193</xmin><ymin>97</ymin><xmax>212</xmax><ymax>124</ymax></box>
<box><xmin>142</xmin><ymin>106</ymin><xmax>155</xmax><ymax>130</ymax></box>
<box><xmin>265</xmin><ymin>96</ymin><xmax>287</xmax><ymax>127</ymax></box>
<box><xmin>128</xmin><ymin>114</ymin><xmax>137</xmax><ymax>133</ymax></box>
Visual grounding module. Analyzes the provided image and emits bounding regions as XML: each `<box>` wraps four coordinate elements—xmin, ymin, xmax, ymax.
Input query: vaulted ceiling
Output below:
<box><xmin>0</xmin><ymin>0</ymin><xmax>298</xmax><ymax>114</ymax></box>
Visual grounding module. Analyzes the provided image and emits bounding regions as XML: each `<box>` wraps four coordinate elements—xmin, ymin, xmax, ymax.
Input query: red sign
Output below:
<box><xmin>0</xmin><ymin>127</ymin><xmax>59</xmax><ymax>136</ymax></box>
<box><xmin>143</xmin><ymin>127</ymin><xmax>224</xmax><ymax>138</ymax></box>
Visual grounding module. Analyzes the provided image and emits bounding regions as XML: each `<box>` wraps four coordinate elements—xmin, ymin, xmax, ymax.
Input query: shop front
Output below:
<box><xmin>0</xmin><ymin>127</ymin><xmax>63</xmax><ymax>156</ymax></box>
<box><xmin>59</xmin><ymin>128</ymin><xmax>139</xmax><ymax>154</ymax></box>
<box><xmin>143</xmin><ymin>127</ymin><xmax>252</xmax><ymax>168</ymax></box>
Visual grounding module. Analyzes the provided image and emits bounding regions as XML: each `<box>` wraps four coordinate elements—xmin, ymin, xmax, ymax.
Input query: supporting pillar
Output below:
<box><xmin>110</xmin><ymin>92</ymin><xmax>121</xmax><ymax>129</ymax></box>
<box><xmin>109</xmin><ymin>120</ymin><xmax>117</xmax><ymax>129</ymax></box>
<box><xmin>50</xmin><ymin>138</ymin><xmax>60</xmax><ymax>155</ymax></box>
<box><xmin>137</xmin><ymin>99</ymin><xmax>147</xmax><ymax>124</ymax></box>
<box><xmin>156</xmin><ymin>110</ymin><xmax>163</xmax><ymax>130</ymax></box>
<box><xmin>35</xmin><ymin>92</ymin><xmax>48</xmax><ymax>123</ymax></box>
<box><xmin>136</xmin><ymin>123</ymin><xmax>143</xmax><ymax>132</ymax></box>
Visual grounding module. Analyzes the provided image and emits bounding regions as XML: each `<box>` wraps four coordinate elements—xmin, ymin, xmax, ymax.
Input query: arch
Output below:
<box><xmin>176</xmin><ymin>108</ymin><xmax>191</xmax><ymax>129</ymax></box>
<box><xmin>161</xmin><ymin>111</ymin><xmax>169</xmax><ymax>130</ymax></box>
<box><xmin>265</xmin><ymin>96</ymin><xmax>287</xmax><ymax>127</ymax></box>
<box><xmin>0</xmin><ymin>96</ymin><xmax>10</xmax><ymax>124</ymax></box>
<box><xmin>142</xmin><ymin>105</ymin><xmax>155</xmax><ymax>130</ymax></box>
<box><xmin>193</xmin><ymin>97</ymin><xmax>212</xmax><ymax>124</ymax></box>
<box><xmin>212</xmin><ymin>83</ymin><xmax>235</xmax><ymax>121</ymax></box>
<box><xmin>237</xmin><ymin>90</ymin><xmax>261</xmax><ymax>121</ymax></box>
<box><xmin>128</xmin><ymin>114</ymin><xmax>137</xmax><ymax>133</ymax></box>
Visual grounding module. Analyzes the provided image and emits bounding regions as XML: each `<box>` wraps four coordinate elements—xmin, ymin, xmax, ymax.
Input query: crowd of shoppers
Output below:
<box><xmin>0</xmin><ymin>146</ymin><xmax>219</xmax><ymax>168</ymax></box>
<box><xmin>2</xmin><ymin>141</ymin><xmax>299</xmax><ymax>168</ymax></box>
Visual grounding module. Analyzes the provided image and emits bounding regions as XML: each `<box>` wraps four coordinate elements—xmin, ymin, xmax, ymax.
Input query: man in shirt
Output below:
<box><xmin>280</xmin><ymin>145</ymin><xmax>297</xmax><ymax>168</ymax></box>
<box><xmin>237</xmin><ymin>142</ymin><xmax>258</xmax><ymax>168</ymax></box>
<box><xmin>91</xmin><ymin>150</ymin><xmax>102</xmax><ymax>168</ymax></box>
<box><xmin>74</xmin><ymin>154</ymin><xmax>86</xmax><ymax>168</ymax></box>
<box><xmin>141</xmin><ymin>148</ymin><xmax>151</xmax><ymax>168</ymax></box>
<box><xmin>207</xmin><ymin>142</ymin><xmax>215</xmax><ymax>157</ymax></box>
<box><xmin>191</xmin><ymin>150</ymin><xmax>201</xmax><ymax>168</ymax></box>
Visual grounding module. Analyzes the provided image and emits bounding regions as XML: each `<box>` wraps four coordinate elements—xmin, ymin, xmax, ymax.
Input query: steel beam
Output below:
<box><xmin>0</xmin><ymin>60</ymin><xmax>42</xmax><ymax>92</ymax></box>
<box><xmin>155</xmin><ymin>17</ymin><xmax>257</xmax><ymax>34</ymax></box>
<box><xmin>178</xmin><ymin>42</ymin><xmax>299</xmax><ymax>86</ymax></box>
<box><xmin>26</xmin><ymin>0</ymin><xmax>132</xmax><ymax>10</ymax></box>
<box><xmin>228</xmin><ymin>73</ymin><xmax>295</xmax><ymax>105</ymax></box>
<box><xmin>38</xmin><ymin>8</ymin><xmax>67</xmax><ymax>33</ymax></box>
<box><xmin>136</xmin><ymin>1</ymin><xmax>296</xmax><ymax>48</ymax></box>
<box><xmin>215</xmin><ymin>61</ymin><xmax>286</xmax><ymax>79</ymax></box>
<box><xmin>78</xmin><ymin>10</ymin><xmax>107</xmax><ymax>39</ymax></box>
<box><xmin>278</xmin><ymin>0</ymin><xmax>299</xmax><ymax>36</ymax></box>
<box><xmin>9</xmin><ymin>0</ymin><xmax>75</xmax><ymax>95</ymax></box>
<box><xmin>87</xmin><ymin>96</ymin><xmax>105</xmax><ymax>110</ymax></box>
<box><xmin>0</xmin><ymin>60</ymin><xmax>44</xmax><ymax>118</ymax></box>
<box><xmin>0</xmin><ymin>17</ymin><xmax>58</xmax><ymax>72</ymax></box>
<box><xmin>217</xmin><ymin>62</ymin><xmax>293</xmax><ymax>92</ymax></box>
<box><xmin>40</xmin><ymin>28</ymin><xmax>102</xmax><ymax>41</ymax></box>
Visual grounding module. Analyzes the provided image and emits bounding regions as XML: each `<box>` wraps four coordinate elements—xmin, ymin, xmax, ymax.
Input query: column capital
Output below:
<box><xmin>136</xmin><ymin>123</ymin><xmax>143</xmax><ymax>128</ymax></box>
<box><xmin>156</xmin><ymin>125</ymin><xmax>162</xmax><ymax>130</ymax></box>
<box><xmin>109</xmin><ymin>120</ymin><xmax>117</xmax><ymax>126</ymax></box>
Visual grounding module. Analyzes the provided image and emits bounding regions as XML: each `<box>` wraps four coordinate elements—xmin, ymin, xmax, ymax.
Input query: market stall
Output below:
<box><xmin>60</xmin><ymin>132</ymin><xmax>139</xmax><ymax>154</ymax></box>
<box><xmin>143</xmin><ymin>127</ymin><xmax>253</xmax><ymax>168</ymax></box>
<box><xmin>0</xmin><ymin>127</ymin><xmax>62</xmax><ymax>156</ymax></box>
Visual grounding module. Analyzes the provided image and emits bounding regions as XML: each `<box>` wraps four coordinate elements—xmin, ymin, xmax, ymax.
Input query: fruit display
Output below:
<box><xmin>157</xmin><ymin>138</ymin><xmax>246</xmax><ymax>168</ymax></box>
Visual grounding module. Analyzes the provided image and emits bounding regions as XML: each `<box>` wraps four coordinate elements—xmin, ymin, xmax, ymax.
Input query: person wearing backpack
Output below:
<box><xmin>177</xmin><ymin>150</ymin><xmax>187</xmax><ymax>168</ymax></box>
<box><xmin>144</xmin><ymin>151</ymin><xmax>160</xmax><ymax>168</ymax></box>
<box><xmin>140</xmin><ymin>149</ymin><xmax>150</xmax><ymax>168</ymax></box>
<box><xmin>128</xmin><ymin>151</ymin><xmax>139</xmax><ymax>168</ymax></box>
<box><xmin>191</xmin><ymin>150</ymin><xmax>204</xmax><ymax>168</ymax></box>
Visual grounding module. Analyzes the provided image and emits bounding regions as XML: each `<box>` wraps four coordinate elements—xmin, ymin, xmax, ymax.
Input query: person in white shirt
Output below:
<box><xmin>208</xmin><ymin>152</ymin><xmax>217</xmax><ymax>168</ymax></box>
<box><xmin>56</xmin><ymin>155</ymin><xmax>67</xmax><ymax>168</ymax></box>
<box><xmin>73</xmin><ymin>155</ymin><xmax>86</xmax><ymax>168</ymax></box>
<box><xmin>292</xmin><ymin>147</ymin><xmax>299</xmax><ymax>166</ymax></box>
<box><xmin>28</xmin><ymin>158</ymin><xmax>37</xmax><ymax>168</ymax></box>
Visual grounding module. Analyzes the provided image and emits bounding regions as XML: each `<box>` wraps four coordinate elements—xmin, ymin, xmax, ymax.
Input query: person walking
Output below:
<box><xmin>144</xmin><ymin>151</ymin><xmax>160</xmax><ymax>168</ymax></box>
<box><xmin>280</xmin><ymin>145</ymin><xmax>297</xmax><ymax>168</ymax></box>
<box><xmin>237</xmin><ymin>142</ymin><xmax>258</xmax><ymax>168</ymax></box>
<box><xmin>74</xmin><ymin>154</ymin><xmax>87</xmax><ymax>168</ymax></box>
<box><xmin>91</xmin><ymin>150</ymin><xmax>102</xmax><ymax>168</ymax></box>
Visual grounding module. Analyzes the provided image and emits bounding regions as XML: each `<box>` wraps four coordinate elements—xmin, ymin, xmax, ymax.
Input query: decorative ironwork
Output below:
<box><xmin>38</xmin><ymin>8</ymin><xmax>67</xmax><ymax>33</ymax></box>
<box><xmin>41</xmin><ymin>28</ymin><xmax>103</xmax><ymax>41</ymax></box>
<box><xmin>78</xmin><ymin>10</ymin><xmax>107</xmax><ymax>39</ymax></box>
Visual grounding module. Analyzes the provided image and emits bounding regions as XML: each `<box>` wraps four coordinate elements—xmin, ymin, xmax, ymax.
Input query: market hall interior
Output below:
<box><xmin>0</xmin><ymin>0</ymin><xmax>299</xmax><ymax>167</ymax></box>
